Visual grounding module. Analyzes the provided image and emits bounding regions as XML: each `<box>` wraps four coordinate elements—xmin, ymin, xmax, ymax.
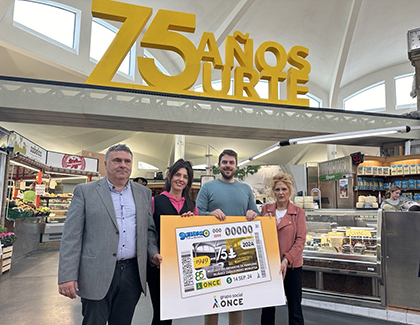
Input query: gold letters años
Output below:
<box><xmin>86</xmin><ymin>0</ymin><xmax>311</xmax><ymax>106</ymax></box>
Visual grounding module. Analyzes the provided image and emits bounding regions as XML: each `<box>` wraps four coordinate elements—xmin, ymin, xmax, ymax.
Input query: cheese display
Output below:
<box><xmin>302</xmin><ymin>196</ymin><xmax>314</xmax><ymax>209</ymax></box>
<box><xmin>356</xmin><ymin>195</ymin><xmax>377</xmax><ymax>209</ymax></box>
<box><xmin>303</xmin><ymin>202</ymin><xmax>314</xmax><ymax>209</ymax></box>
<box><xmin>305</xmin><ymin>227</ymin><xmax>377</xmax><ymax>256</ymax></box>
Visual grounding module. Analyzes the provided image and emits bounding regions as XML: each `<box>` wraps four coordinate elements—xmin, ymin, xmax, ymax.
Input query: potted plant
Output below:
<box><xmin>0</xmin><ymin>226</ymin><xmax>17</xmax><ymax>247</ymax></box>
<box><xmin>213</xmin><ymin>165</ymin><xmax>261</xmax><ymax>181</ymax></box>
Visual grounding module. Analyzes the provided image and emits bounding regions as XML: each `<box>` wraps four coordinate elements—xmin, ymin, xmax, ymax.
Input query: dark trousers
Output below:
<box><xmin>261</xmin><ymin>267</ymin><xmax>304</xmax><ymax>325</ymax></box>
<box><xmin>81</xmin><ymin>259</ymin><xmax>142</xmax><ymax>325</ymax></box>
<box><xmin>147</xmin><ymin>265</ymin><xmax>172</xmax><ymax>325</ymax></box>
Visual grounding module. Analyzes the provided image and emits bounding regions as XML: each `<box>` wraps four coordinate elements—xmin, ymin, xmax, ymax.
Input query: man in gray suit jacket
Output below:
<box><xmin>58</xmin><ymin>144</ymin><xmax>162</xmax><ymax>325</ymax></box>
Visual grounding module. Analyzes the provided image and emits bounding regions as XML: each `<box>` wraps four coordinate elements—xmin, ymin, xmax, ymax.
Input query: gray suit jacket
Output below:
<box><xmin>58</xmin><ymin>177</ymin><xmax>159</xmax><ymax>300</ymax></box>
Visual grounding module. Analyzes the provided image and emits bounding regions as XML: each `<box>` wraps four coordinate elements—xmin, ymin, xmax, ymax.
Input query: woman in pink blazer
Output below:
<box><xmin>260</xmin><ymin>173</ymin><xmax>306</xmax><ymax>325</ymax></box>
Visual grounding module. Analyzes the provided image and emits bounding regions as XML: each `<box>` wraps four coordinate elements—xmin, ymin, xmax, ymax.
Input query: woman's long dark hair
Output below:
<box><xmin>164</xmin><ymin>159</ymin><xmax>195</xmax><ymax>212</ymax></box>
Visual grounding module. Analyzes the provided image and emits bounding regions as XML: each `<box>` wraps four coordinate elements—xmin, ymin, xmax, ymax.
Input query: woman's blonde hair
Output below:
<box><xmin>384</xmin><ymin>185</ymin><xmax>401</xmax><ymax>199</ymax></box>
<box><xmin>271</xmin><ymin>173</ymin><xmax>296</xmax><ymax>198</ymax></box>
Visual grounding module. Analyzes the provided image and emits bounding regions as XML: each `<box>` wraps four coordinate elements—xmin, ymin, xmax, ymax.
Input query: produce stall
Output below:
<box><xmin>1</xmin><ymin>133</ymin><xmax>99</xmax><ymax>259</ymax></box>
<box><xmin>5</xmin><ymin>152</ymin><xmax>98</xmax><ymax>244</ymax></box>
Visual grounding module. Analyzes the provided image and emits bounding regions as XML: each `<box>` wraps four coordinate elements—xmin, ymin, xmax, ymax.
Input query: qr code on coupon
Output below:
<box><xmin>181</xmin><ymin>252</ymin><xmax>194</xmax><ymax>292</ymax></box>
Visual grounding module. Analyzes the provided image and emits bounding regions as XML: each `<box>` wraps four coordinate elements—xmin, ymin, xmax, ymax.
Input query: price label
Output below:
<box><xmin>35</xmin><ymin>184</ymin><xmax>45</xmax><ymax>196</ymax></box>
<box><xmin>346</xmin><ymin>229</ymin><xmax>372</xmax><ymax>237</ymax></box>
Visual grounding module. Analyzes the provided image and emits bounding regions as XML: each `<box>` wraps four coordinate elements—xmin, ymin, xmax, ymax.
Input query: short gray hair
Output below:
<box><xmin>105</xmin><ymin>144</ymin><xmax>133</xmax><ymax>162</ymax></box>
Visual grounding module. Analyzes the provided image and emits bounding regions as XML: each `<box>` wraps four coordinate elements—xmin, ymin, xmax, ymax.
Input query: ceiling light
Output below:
<box><xmin>237</xmin><ymin>125</ymin><xmax>416</xmax><ymax>167</ymax></box>
<box><xmin>192</xmin><ymin>164</ymin><xmax>207</xmax><ymax>170</ymax></box>
<box><xmin>237</xmin><ymin>159</ymin><xmax>251</xmax><ymax>167</ymax></box>
<box><xmin>9</xmin><ymin>160</ymin><xmax>40</xmax><ymax>172</ymax></box>
<box><xmin>49</xmin><ymin>176</ymin><xmax>89</xmax><ymax>181</ymax></box>
<box><xmin>252</xmin><ymin>145</ymin><xmax>280</xmax><ymax>160</ymax></box>
<box><xmin>280</xmin><ymin>126</ymin><xmax>413</xmax><ymax>146</ymax></box>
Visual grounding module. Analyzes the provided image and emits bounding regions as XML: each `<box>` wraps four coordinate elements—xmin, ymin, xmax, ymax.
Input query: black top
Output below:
<box><xmin>153</xmin><ymin>195</ymin><xmax>191</xmax><ymax>249</ymax></box>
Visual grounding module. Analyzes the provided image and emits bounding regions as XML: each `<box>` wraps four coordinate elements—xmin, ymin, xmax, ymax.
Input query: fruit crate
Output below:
<box><xmin>1</xmin><ymin>245</ymin><xmax>13</xmax><ymax>274</ymax></box>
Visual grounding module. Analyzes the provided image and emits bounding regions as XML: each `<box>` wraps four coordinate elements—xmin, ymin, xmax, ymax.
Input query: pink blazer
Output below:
<box><xmin>261</xmin><ymin>202</ymin><xmax>306</xmax><ymax>268</ymax></box>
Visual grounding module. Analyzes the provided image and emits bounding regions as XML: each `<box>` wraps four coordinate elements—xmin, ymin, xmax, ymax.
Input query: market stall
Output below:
<box><xmin>2</xmin><ymin>132</ymin><xmax>99</xmax><ymax>260</ymax></box>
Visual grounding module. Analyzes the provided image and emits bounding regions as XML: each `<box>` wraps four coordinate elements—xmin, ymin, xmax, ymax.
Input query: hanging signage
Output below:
<box><xmin>9</xmin><ymin>132</ymin><xmax>47</xmax><ymax>164</ymax></box>
<box><xmin>35</xmin><ymin>184</ymin><xmax>46</xmax><ymax>196</ymax></box>
<box><xmin>87</xmin><ymin>0</ymin><xmax>311</xmax><ymax>107</ymax></box>
<box><xmin>47</xmin><ymin>151</ymin><xmax>99</xmax><ymax>172</ymax></box>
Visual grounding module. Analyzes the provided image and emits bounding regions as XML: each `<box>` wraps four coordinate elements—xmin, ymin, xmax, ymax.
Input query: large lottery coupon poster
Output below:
<box><xmin>160</xmin><ymin>216</ymin><xmax>285</xmax><ymax>320</ymax></box>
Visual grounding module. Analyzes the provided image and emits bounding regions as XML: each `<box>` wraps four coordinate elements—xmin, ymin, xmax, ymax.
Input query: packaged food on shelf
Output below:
<box><xmin>373</xmin><ymin>179</ymin><xmax>379</xmax><ymax>190</ymax></box>
<box><xmin>378</xmin><ymin>178</ymin><xmax>384</xmax><ymax>190</ymax></box>
<box><xmin>364</xmin><ymin>166</ymin><xmax>373</xmax><ymax>175</ymax></box>
<box><xmin>357</xmin><ymin>177</ymin><xmax>363</xmax><ymax>189</ymax></box>
<box><xmin>391</xmin><ymin>165</ymin><xmax>397</xmax><ymax>175</ymax></box>
<box><xmin>409</xmin><ymin>179</ymin><xmax>416</xmax><ymax>189</ymax></box>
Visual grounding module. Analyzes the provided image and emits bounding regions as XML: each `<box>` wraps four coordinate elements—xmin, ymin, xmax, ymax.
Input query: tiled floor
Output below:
<box><xmin>0</xmin><ymin>243</ymin><xmax>405</xmax><ymax>325</ymax></box>
<box><xmin>302</xmin><ymin>298</ymin><xmax>420</xmax><ymax>324</ymax></box>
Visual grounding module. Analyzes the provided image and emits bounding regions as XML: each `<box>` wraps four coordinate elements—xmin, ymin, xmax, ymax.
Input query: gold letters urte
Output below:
<box><xmin>86</xmin><ymin>0</ymin><xmax>311</xmax><ymax>107</ymax></box>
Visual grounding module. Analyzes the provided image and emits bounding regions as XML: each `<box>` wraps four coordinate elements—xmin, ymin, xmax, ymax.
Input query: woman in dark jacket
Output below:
<box><xmin>148</xmin><ymin>159</ymin><xmax>198</xmax><ymax>325</ymax></box>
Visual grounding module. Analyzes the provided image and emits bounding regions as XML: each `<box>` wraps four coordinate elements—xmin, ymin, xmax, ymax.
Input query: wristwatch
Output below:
<box><xmin>282</xmin><ymin>257</ymin><xmax>288</xmax><ymax>264</ymax></box>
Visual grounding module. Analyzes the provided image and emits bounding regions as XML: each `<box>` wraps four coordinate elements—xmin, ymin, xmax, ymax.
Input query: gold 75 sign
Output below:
<box><xmin>86</xmin><ymin>0</ymin><xmax>311</xmax><ymax>106</ymax></box>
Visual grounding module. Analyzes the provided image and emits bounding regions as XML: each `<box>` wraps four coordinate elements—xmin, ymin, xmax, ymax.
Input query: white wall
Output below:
<box><xmin>337</xmin><ymin>62</ymin><xmax>415</xmax><ymax>113</ymax></box>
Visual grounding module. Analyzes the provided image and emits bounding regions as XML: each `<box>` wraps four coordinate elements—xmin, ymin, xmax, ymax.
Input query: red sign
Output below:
<box><xmin>62</xmin><ymin>154</ymin><xmax>86</xmax><ymax>170</ymax></box>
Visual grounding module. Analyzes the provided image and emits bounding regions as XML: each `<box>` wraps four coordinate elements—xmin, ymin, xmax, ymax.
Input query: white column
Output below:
<box><xmin>327</xmin><ymin>144</ymin><xmax>338</xmax><ymax>161</ymax></box>
<box><xmin>174</xmin><ymin>135</ymin><xmax>185</xmax><ymax>162</ymax></box>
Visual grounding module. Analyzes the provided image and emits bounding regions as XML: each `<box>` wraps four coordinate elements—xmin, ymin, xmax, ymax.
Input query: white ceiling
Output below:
<box><xmin>0</xmin><ymin>0</ymin><xmax>417</xmax><ymax>173</ymax></box>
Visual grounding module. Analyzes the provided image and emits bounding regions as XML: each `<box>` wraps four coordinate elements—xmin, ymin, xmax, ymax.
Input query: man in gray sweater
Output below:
<box><xmin>196</xmin><ymin>149</ymin><xmax>259</xmax><ymax>325</ymax></box>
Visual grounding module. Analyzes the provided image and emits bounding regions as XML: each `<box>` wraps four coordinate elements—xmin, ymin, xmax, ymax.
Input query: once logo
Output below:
<box><xmin>196</xmin><ymin>279</ymin><xmax>221</xmax><ymax>290</ymax></box>
<box><xmin>220</xmin><ymin>298</ymin><xmax>244</xmax><ymax>308</ymax></box>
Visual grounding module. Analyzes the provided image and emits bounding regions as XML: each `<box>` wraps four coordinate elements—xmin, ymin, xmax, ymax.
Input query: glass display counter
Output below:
<box><xmin>303</xmin><ymin>209</ymin><xmax>383</xmax><ymax>305</ymax></box>
<box><xmin>39</xmin><ymin>197</ymin><xmax>71</xmax><ymax>242</ymax></box>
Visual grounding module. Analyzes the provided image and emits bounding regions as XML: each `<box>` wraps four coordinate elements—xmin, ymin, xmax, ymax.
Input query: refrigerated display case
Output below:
<box><xmin>303</xmin><ymin>209</ymin><xmax>384</xmax><ymax>306</ymax></box>
<box><xmin>39</xmin><ymin>196</ymin><xmax>71</xmax><ymax>242</ymax></box>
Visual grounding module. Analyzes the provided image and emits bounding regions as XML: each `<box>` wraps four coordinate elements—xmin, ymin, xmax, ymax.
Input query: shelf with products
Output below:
<box><xmin>356</xmin><ymin>155</ymin><xmax>420</xmax><ymax>203</ymax></box>
<box><xmin>356</xmin><ymin>173</ymin><xmax>420</xmax><ymax>202</ymax></box>
<box><xmin>357</xmin><ymin>154</ymin><xmax>420</xmax><ymax>179</ymax></box>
